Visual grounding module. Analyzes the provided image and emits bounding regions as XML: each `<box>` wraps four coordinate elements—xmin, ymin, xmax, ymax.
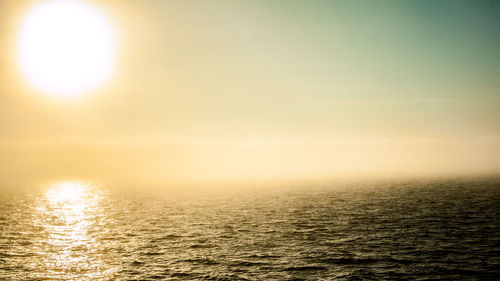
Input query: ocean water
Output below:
<box><xmin>0</xmin><ymin>179</ymin><xmax>499</xmax><ymax>280</ymax></box>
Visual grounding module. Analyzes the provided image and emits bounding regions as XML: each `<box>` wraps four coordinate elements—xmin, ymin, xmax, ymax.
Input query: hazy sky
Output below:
<box><xmin>1</xmin><ymin>0</ymin><xmax>499</xmax><ymax>185</ymax></box>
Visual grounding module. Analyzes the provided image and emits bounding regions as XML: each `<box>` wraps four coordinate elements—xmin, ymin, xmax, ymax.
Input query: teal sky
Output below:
<box><xmin>130</xmin><ymin>0</ymin><xmax>500</xmax><ymax>138</ymax></box>
<box><xmin>0</xmin><ymin>0</ymin><xmax>499</xmax><ymax>184</ymax></box>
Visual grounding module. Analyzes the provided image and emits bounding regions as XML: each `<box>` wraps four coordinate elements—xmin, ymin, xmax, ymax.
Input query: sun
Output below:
<box><xmin>18</xmin><ymin>0</ymin><xmax>114</xmax><ymax>97</ymax></box>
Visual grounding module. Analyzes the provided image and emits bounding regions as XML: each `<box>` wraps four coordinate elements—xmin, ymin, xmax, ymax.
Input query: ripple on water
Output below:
<box><xmin>0</xmin><ymin>179</ymin><xmax>499</xmax><ymax>280</ymax></box>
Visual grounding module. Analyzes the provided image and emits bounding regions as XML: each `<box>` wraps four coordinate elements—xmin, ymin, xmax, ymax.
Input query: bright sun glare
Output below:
<box><xmin>18</xmin><ymin>0</ymin><xmax>114</xmax><ymax>97</ymax></box>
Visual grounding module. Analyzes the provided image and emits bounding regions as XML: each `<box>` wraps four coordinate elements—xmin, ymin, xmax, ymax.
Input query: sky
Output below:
<box><xmin>1</xmin><ymin>0</ymin><xmax>500</xmax><ymax>186</ymax></box>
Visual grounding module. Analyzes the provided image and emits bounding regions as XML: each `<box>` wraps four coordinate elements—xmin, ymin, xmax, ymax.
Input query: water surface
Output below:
<box><xmin>1</xmin><ymin>179</ymin><xmax>499</xmax><ymax>280</ymax></box>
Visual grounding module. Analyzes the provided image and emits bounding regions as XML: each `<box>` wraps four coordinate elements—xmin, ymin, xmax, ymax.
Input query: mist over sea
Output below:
<box><xmin>1</xmin><ymin>178</ymin><xmax>499</xmax><ymax>280</ymax></box>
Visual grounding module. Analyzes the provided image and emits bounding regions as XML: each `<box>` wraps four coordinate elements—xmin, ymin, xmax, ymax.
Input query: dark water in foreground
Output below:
<box><xmin>1</xmin><ymin>179</ymin><xmax>499</xmax><ymax>280</ymax></box>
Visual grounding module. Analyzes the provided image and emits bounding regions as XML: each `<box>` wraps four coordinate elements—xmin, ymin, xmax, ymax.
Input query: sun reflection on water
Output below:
<box><xmin>31</xmin><ymin>181</ymin><xmax>116</xmax><ymax>280</ymax></box>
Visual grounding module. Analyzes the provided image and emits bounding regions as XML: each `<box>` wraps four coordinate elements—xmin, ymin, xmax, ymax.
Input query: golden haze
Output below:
<box><xmin>0</xmin><ymin>1</ymin><xmax>499</xmax><ymax>187</ymax></box>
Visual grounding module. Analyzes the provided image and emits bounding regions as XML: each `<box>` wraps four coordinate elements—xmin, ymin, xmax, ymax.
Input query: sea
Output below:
<box><xmin>1</xmin><ymin>178</ymin><xmax>499</xmax><ymax>280</ymax></box>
